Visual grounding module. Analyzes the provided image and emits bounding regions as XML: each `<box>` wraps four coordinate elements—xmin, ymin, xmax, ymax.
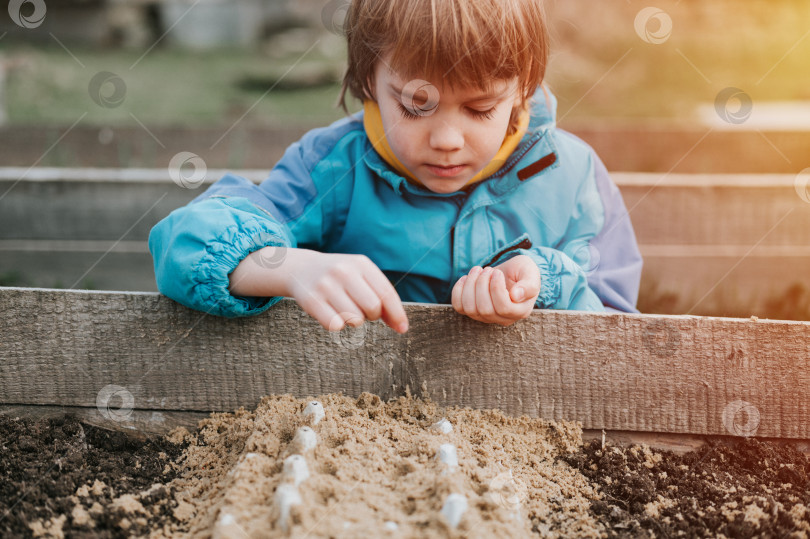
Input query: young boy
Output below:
<box><xmin>148</xmin><ymin>0</ymin><xmax>642</xmax><ymax>334</ymax></box>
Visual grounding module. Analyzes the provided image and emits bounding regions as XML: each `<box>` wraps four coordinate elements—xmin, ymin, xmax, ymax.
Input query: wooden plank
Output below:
<box><xmin>618</xmin><ymin>176</ymin><xmax>810</xmax><ymax>247</ymax></box>
<box><xmin>0</xmin><ymin>251</ymin><xmax>157</xmax><ymax>291</ymax></box>
<box><xmin>2</xmin><ymin>287</ymin><xmax>810</xmax><ymax>440</ymax></box>
<box><xmin>4</xmin><ymin>170</ymin><xmax>810</xmax><ymax>245</ymax></box>
<box><xmin>563</xmin><ymin>125</ymin><xmax>810</xmax><ymax>175</ymax></box>
<box><xmin>581</xmin><ymin>429</ymin><xmax>810</xmax><ymax>455</ymax></box>
<box><xmin>2</xmin><ymin>125</ymin><xmax>809</xmax><ymax>173</ymax></box>
<box><xmin>638</xmin><ymin>255</ymin><xmax>810</xmax><ymax>318</ymax></box>
<box><xmin>0</xmin><ymin>405</ymin><xmax>206</xmax><ymax>438</ymax></box>
<box><xmin>0</xmin><ymin>169</ymin><xmax>264</xmax><ymax>242</ymax></box>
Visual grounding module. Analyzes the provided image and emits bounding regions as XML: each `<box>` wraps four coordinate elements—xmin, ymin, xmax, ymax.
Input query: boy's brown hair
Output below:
<box><xmin>338</xmin><ymin>0</ymin><xmax>549</xmax><ymax>135</ymax></box>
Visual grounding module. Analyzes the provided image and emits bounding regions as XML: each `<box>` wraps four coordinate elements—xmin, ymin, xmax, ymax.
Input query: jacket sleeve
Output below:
<box><xmin>582</xmin><ymin>152</ymin><xmax>643</xmax><ymax>313</ymax></box>
<box><xmin>148</xmin><ymin>128</ymin><xmax>348</xmax><ymax>317</ymax></box>
<box><xmin>490</xmin><ymin>150</ymin><xmax>642</xmax><ymax>313</ymax></box>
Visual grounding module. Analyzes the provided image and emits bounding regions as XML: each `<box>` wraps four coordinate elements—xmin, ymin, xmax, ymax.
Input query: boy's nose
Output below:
<box><xmin>429</xmin><ymin>122</ymin><xmax>464</xmax><ymax>153</ymax></box>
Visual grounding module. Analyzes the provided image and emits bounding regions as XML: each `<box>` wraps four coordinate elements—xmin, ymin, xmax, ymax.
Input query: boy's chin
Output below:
<box><xmin>418</xmin><ymin>177</ymin><xmax>470</xmax><ymax>194</ymax></box>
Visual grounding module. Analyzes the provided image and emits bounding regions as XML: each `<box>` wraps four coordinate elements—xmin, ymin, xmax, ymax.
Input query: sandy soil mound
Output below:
<box><xmin>153</xmin><ymin>392</ymin><xmax>602</xmax><ymax>538</ymax></box>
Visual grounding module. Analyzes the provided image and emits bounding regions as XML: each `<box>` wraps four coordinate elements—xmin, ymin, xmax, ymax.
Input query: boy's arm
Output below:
<box><xmin>148</xmin><ymin>128</ymin><xmax>346</xmax><ymax>318</ymax></box>
<box><xmin>150</xmin><ymin>123</ymin><xmax>408</xmax><ymax>331</ymax></box>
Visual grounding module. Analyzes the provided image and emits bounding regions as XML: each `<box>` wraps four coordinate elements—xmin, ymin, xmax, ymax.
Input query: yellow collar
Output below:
<box><xmin>363</xmin><ymin>100</ymin><xmax>530</xmax><ymax>188</ymax></box>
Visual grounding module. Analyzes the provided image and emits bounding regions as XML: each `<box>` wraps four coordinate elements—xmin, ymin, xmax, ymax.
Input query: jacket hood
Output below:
<box><xmin>527</xmin><ymin>84</ymin><xmax>557</xmax><ymax>132</ymax></box>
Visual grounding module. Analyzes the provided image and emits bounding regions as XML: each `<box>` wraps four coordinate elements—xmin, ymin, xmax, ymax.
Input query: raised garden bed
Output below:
<box><xmin>1</xmin><ymin>288</ymin><xmax>810</xmax><ymax>537</ymax></box>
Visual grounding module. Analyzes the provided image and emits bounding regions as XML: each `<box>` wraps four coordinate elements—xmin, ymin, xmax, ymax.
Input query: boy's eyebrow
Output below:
<box><xmin>388</xmin><ymin>82</ymin><xmax>509</xmax><ymax>103</ymax></box>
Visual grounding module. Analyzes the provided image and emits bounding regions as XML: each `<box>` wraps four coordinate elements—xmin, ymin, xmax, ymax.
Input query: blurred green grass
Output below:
<box><xmin>2</xmin><ymin>0</ymin><xmax>809</xmax><ymax>127</ymax></box>
<box><xmin>3</xmin><ymin>43</ymin><xmax>352</xmax><ymax>126</ymax></box>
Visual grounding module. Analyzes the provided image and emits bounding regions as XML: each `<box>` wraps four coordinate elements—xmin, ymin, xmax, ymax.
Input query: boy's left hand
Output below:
<box><xmin>451</xmin><ymin>254</ymin><xmax>541</xmax><ymax>326</ymax></box>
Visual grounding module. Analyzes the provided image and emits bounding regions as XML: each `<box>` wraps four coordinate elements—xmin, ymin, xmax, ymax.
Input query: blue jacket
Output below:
<box><xmin>149</xmin><ymin>88</ymin><xmax>643</xmax><ymax>317</ymax></box>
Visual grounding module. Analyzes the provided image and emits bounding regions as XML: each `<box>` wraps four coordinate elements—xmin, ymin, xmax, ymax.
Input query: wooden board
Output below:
<box><xmin>1</xmin><ymin>124</ymin><xmax>808</xmax><ymax>174</ymax></box>
<box><xmin>0</xmin><ymin>404</ymin><xmax>208</xmax><ymax>438</ymax></box>
<box><xmin>2</xmin><ymin>287</ymin><xmax>810</xmax><ymax>441</ymax></box>
<box><xmin>4</xmin><ymin>169</ymin><xmax>809</xmax><ymax>244</ymax></box>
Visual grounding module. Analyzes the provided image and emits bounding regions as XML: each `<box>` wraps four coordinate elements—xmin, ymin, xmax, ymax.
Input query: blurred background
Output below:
<box><xmin>1</xmin><ymin>0</ymin><xmax>810</xmax><ymax>319</ymax></box>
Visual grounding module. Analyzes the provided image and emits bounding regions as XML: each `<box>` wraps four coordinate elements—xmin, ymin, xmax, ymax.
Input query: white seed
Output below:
<box><xmin>292</xmin><ymin>426</ymin><xmax>317</xmax><ymax>452</ymax></box>
<box><xmin>303</xmin><ymin>401</ymin><xmax>325</xmax><ymax>425</ymax></box>
<box><xmin>213</xmin><ymin>512</ymin><xmax>241</xmax><ymax>539</ymax></box>
<box><xmin>282</xmin><ymin>455</ymin><xmax>310</xmax><ymax>487</ymax></box>
<box><xmin>441</xmin><ymin>493</ymin><xmax>468</xmax><ymax>529</ymax></box>
<box><xmin>384</xmin><ymin>521</ymin><xmax>399</xmax><ymax>531</ymax></box>
<box><xmin>437</xmin><ymin>443</ymin><xmax>458</xmax><ymax>470</ymax></box>
<box><xmin>275</xmin><ymin>484</ymin><xmax>302</xmax><ymax>532</ymax></box>
<box><xmin>430</xmin><ymin>418</ymin><xmax>453</xmax><ymax>434</ymax></box>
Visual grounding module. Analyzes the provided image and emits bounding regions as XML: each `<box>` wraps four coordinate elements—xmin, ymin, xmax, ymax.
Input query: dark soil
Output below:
<box><xmin>564</xmin><ymin>438</ymin><xmax>810</xmax><ymax>538</ymax></box>
<box><xmin>0</xmin><ymin>414</ymin><xmax>186</xmax><ymax>538</ymax></box>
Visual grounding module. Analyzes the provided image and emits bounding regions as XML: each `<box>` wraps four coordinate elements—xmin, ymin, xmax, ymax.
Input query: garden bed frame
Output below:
<box><xmin>2</xmin><ymin>287</ymin><xmax>809</xmax><ymax>454</ymax></box>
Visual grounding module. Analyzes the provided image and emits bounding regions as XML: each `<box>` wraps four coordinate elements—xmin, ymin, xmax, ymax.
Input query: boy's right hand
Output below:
<box><xmin>284</xmin><ymin>250</ymin><xmax>409</xmax><ymax>334</ymax></box>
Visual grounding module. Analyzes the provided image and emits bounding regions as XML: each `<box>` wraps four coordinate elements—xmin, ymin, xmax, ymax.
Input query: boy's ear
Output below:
<box><xmin>364</xmin><ymin>75</ymin><xmax>377</xmax><ymax>102</ymax></box>
<box><xmin>512</xmin><ymin>87</ymin><xmax>526</xmax><ymax>109</ymax></box>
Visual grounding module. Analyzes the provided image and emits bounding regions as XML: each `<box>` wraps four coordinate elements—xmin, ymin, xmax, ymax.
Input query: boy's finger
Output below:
<box><xmin>451</xmin><ymin>275</ymin><xmax>467</xmax><ymax>312</ymax></box>
<box><xmin>490</xmin><ymin>270</ymin><xmax>517</xmax><ymax>316</ymax></box>
<box><xmin>345</xmin><ymin>276</ymin><xmax>384</xmax><ymax>321</ymax></box>
<box><xmin>364</xmin><ymin>270</ymin><xmax>408</xmax><ymax>333</ymax></box>
<box><xmin>461</xmin><ymin>266</ymin><xmax>482</xmax><ymax>315</ymax></box>
<box><xmin>327</xmin><ymin>291</ymin><xmax>367</xmax><ymax>328</ymax></box>
<box><xmin>298</xmin><ymin>293</ymin><xmax>345</xmax><ymax>332</ymax></box>
<box><xmin>380</xmin><ymin>291</ymin><xmax>408</xmax><ymax>333</ymax></box>
<box><xmin>474</xmin><ymin>267</ymin><xmax>497</xmax><ymax>317</ymax></box>
<box><xmin>510</xmin><ymin>276</ymin><xmax>541</xmax><ymax>303</ymax></box>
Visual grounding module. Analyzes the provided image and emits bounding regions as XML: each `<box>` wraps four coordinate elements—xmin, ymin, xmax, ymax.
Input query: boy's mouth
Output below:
<box><xmin>424</xmin><ymin>164</ymin><xmax>467</xmax><ymax>178</ymax></box>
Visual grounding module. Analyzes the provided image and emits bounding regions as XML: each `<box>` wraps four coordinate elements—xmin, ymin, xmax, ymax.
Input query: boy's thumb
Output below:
<box><xmin>511</xmin><ymin>277</ymin><xmax>540</xmax><ymax>302</ymax></box>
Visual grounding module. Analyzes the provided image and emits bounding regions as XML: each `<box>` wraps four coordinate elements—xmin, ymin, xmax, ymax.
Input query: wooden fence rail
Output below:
<box><xmin>2</xmin><ymin>287</ymin><xmax>809</xmax><ymax>447</ymax></box>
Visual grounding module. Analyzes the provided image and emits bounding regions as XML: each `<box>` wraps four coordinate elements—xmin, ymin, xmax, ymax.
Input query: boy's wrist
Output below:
<box><xmin>271</xmin><ymin>247</ymin><xmax>316</xmax><ymax>297</ymax></box>
<box><xmin>229</xmin><ymin>246</ymin><xmax>311</xmax><ymax>299</ymax></box>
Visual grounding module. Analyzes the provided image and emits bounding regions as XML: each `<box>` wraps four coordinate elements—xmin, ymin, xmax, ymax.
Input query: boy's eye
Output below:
<box><xmin>396</xmin><ymin>102</ymin><xmax>496</xmax><ymax>121</ymax></box>
<box><xmin>468</xmin><ymin>107</ymin><xmax>496</xmax><ymax>120</ymax></box>
<box><xmin>397</xmin><ymin>102</ymin><xmax>420</xmax><ymax>120</ymax></box>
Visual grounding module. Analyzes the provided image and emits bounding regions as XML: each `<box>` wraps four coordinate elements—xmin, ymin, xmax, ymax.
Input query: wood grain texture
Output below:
<box><xmin>580</xmin><ymin>429</ymin><xmax>810</xmax><ymax>455</ymax></box>
<box><xmin>0</xmin><ymin>405</ymin><xmax>207</xmax><ymax>438</ymax></box>
<box><xmin>2</xmin><ymin>287</ymin><xmax>810</xmax><ymax>439</ymax></box>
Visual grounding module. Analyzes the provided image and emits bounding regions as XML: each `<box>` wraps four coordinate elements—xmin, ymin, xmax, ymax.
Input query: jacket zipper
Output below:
<box><xmin>482</xmin><ymin>237</ymin><xmax>533</xmax><ymax>268</ymax></box>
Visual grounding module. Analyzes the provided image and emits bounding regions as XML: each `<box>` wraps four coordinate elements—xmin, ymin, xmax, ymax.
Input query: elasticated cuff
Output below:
<box><xmin>191</xmin><ymin>220</ymin><xmax>291</xmax><ymax>318</ymax></box>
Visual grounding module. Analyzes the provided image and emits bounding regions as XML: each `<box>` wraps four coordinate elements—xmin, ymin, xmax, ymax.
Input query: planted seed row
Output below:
<box><xmin>153</xmin><ymin>392</ymin><xmax>601</xmax><ymax>538</ymax></box>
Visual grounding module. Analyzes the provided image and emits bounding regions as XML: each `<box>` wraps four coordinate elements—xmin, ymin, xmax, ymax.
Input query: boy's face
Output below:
<box><xmin>372</xmin><ymin>56</ymin><xmax>522</xmax><ymax>194</ymax></box>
